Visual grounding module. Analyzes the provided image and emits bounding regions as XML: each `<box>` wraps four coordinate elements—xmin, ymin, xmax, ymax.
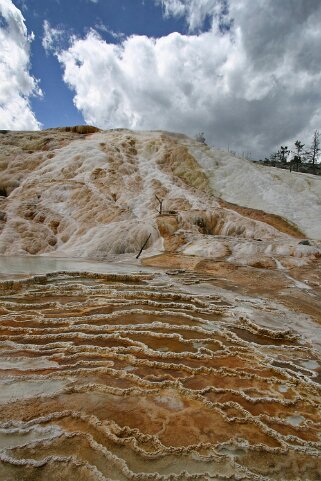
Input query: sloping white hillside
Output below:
<box><xmin>0</xmin><ymin>129</ymin><xmax>320</xmax><ymax>263</ymax></box>
<box><xmin>187</xmin><ymin>140</ymin><xmax>321</xmax><ymax>239</ymax></box>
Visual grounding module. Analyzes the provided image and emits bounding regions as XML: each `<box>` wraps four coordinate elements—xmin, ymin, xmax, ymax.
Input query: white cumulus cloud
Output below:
<box><xmin>42</xmin><ymin>20</ymin><xmax>66</xmax><ymax>54</ymax></box>
<box><xmin>0</xmin><ymin>0</ymin><xmax>41</xmax><ymax>130</ymax></box>
<box><xmin>156</xmin><ymin>0</ymin><xmax>229</xmax><ymax>31</ymax></box>
<box><xmin>51</xmin><ymin>0</ymin><xmax>321</xmax><ymax>157</ymax></box>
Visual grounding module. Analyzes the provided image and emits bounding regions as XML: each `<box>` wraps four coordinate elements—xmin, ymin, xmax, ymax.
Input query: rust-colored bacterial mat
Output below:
<box><xmin>0</xmin><ymin>270</ymin><xmax>320</xmax><ymax>481</ymax></box>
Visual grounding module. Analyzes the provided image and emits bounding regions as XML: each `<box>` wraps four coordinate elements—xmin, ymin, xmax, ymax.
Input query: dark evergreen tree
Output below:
<box><xmin>306</xmin><ymin>130</ymin><xmax>320</xmax><ymax>173</ymax></box>
<box><xmin>293</xmin><ymin>140</ymin><xmax>305</xmax><ymax>172</ymax></box>
<box><xmin>195</xmin><ymin>132</ymin><xmax>206</xmax><ymax>144</ymax></box>
<box><xmin>269</xmin><ymin>152</ymin><xmax>278</xmax><ymax>166</ymax></box>
<box><xmin>280</xmin><ymin>146</ymin><xmax>290</xmax><ymax>163</ymax></box>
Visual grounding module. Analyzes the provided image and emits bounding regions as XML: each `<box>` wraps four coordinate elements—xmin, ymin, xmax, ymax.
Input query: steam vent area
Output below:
<box><xmin>0</xmin><ymin>128</ymin><xmax>321</xmax><ymax>481</ymax></box>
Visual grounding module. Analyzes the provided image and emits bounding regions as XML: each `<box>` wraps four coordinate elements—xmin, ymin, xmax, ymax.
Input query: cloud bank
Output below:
<box><xmin>50</xmin><ymin>0</ymin><xmax>321</xmax><ymax>156</ymax></box>
<box><xmin>0</xmin><ymin>0</ymin><xmax>41</xmax><ymax>130</ymax></box>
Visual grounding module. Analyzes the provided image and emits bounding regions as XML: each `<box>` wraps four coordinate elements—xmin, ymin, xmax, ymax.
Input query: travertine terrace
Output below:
<box><xmin>0</xmin><ymin>128</ymin><xmax>321</xmax><ymax>480</ymax></box>
<box><xmin>1</xmin><ymin>127</ymin><xmax>321</xmax><ymax>260</ymax></box>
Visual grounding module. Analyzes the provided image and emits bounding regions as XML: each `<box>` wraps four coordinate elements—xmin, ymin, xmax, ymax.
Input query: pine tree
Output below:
<box><xmin>293</xmin><ymin>140</ymin><xmax>305</xmax><ymax>172</ymax></box>
<box><xmin>280</xmin><ymin>146</ymin><xmax>290</xmax><ymax>164</ymax></box>
<box><xmin>307</xmin><ymin>130</ymin><xmax>320</xmax><ymax>173</ymax></box>
<box><xmin>195</xmin><ymin>132</ymin><xmax>206</xmax><ymax>144</ymax></box>
<box><xmin>270</xmin><ymin>152</ymin><xmax>279</xmax><ymax>166</ymax></box>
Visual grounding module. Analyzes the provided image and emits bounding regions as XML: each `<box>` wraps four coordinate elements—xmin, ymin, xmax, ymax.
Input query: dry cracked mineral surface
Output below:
<box><xmin>0</xmin><ymin>127</ymin><xmax>321</xmax><ymax>480</ymax></box>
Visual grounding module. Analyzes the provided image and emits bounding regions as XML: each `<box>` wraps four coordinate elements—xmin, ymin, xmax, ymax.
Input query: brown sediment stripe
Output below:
<box><xmin>0</xmin><ymin>271</ymin><xmax>320</xmax><ymax>481</ymax></box>
<box><xmin>219</xmin><ymin>198</ymin><xmax>305</xmax><ymax>238</ymax></box>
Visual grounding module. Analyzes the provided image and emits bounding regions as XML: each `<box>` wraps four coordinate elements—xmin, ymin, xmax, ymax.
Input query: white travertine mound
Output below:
<box><xmin>0</xmin><ymin>129</ymin><xmax>320</xmax><ymax>264</ymax></box>
<box><xmin>188</xmin><ymin>140</ymin><xmax>321</xmax><ymax>239</ymax></box>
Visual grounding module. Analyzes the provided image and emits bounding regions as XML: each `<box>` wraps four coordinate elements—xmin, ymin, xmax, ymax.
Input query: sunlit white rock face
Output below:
<box><xmin>0</xmin><ymin>128</ymin><xmax>320</xmax><ymax>267</ymax></box>
<box><xmin>188</xmin><ymin>141</ymin><xmax>321</xmax><ymax>240</ymax></box>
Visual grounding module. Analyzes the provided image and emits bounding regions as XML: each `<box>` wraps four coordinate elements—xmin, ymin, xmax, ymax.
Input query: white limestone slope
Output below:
<box><xmin>0</xmin><ymin>130</ymin><xmax>217</xmax><ymax>257</ymax></box>
<box><xmin>187</xmin><ymin>140</ymin><xmax>321</xmax><ymax>239</ymax></box>
<box><xmin>0</xmin><ymin>128</ymin><xmax>320</xmax><ymax>262</ymax></box>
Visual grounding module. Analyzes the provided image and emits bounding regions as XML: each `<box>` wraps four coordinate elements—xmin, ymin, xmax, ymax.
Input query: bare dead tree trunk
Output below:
<box><xmin>155</xmin><ymin>195</ymin><xmax>163</xmax><ymax>215</ymax></box>
<box><xmin>136</xmin><ymin>233</ymin><xmax>152</xmax><ymax>259</ymax></box>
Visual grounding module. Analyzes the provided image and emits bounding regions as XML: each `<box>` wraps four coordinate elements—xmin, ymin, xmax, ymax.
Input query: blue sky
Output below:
<box><xmin>1</xmin><ymin>0</ymin><xmax>321</xmax><ymax>158</ymax></box>
<box><xmin>15</xmin><ymin>0</ymin><xmax>187</xmax><ymax>128</ymax></box>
